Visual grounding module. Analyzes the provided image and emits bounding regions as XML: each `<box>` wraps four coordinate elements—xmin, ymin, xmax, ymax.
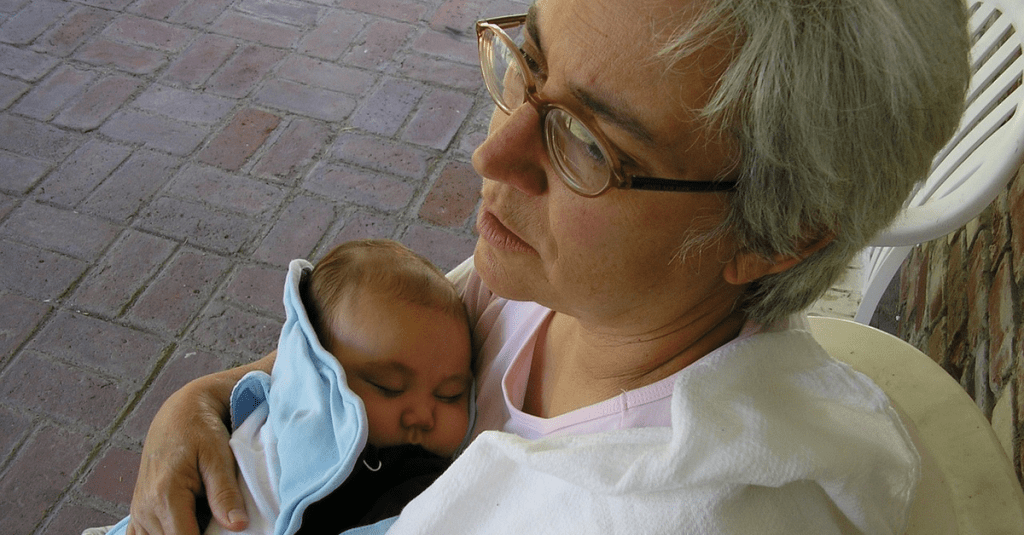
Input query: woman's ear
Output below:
<box><xmin>723</xmin><ymin>233</ymin><xmax>834</xmax><ymax>285</ymax></box>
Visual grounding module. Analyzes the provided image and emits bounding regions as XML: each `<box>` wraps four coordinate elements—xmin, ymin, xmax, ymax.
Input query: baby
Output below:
<box><xmin>98</xmin><ymin>240</ymin><xmax>473</xmax><ymax>535</ymax></box>
<box><xmin>290</xmin><ymin>239</ymin><xmax>474</xmax><ymax>532</ymax></box>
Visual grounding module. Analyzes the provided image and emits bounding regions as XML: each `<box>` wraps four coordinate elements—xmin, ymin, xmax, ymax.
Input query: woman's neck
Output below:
<box><xmin>522</xmin><ymin>305</ymin><xmax>748</xmax><ymax>419</ymax></box>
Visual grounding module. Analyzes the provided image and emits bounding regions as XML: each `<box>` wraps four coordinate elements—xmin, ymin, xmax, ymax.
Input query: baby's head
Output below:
<box><xmin>302</xmin><ymin>239</ymin><xmax>472</xmax><ymax>458</ymax></box>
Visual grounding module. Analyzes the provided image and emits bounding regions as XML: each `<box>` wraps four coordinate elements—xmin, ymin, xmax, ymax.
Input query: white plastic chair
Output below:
<box><xmin>855</xmin><ymin>0</ymin><xmax>1024</xmax><ymax>324</ymax></box>
<box><xmin>808</xmin><ymin>316</ymin><xmax>1024</xmax><ymax>534</ymax></box>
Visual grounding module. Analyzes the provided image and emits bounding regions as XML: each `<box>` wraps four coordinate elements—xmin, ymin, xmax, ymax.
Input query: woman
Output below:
<box><xmin>124</xmin><ymin>0</ymin><xmax>970</xmax><ymax>533</ymax></box>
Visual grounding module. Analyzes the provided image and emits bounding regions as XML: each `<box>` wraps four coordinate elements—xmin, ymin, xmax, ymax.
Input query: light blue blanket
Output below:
<box><xmin>107</xmin><ymin>259</ymin><xmax>398</xmax><ymax>535</ymax></box>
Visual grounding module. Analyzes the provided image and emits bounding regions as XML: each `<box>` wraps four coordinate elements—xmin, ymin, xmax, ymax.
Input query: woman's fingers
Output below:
<box><xmin>198</xmin><ymin>422</ymin><xmax>249</xmax><ymax>531</ymax></box>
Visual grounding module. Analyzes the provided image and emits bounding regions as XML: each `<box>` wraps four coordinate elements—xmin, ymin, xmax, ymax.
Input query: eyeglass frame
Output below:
<box><xmin>475</xmin><ymin>14</ymin><xmax>738</xmax><ymax>197</ymax></box>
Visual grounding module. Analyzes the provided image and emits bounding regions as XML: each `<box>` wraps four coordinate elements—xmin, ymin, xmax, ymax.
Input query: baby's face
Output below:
<box><xmin>328</xmin><ymin>292</ymin><xmax>472</xmax><ymax>458</ymax></box>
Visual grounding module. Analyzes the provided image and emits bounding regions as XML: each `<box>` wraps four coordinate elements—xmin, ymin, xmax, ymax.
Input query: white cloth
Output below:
<box><xmin>375</xmin><ymin>258</ymin><xmax>920</xmax><ymax>534</ymax></box>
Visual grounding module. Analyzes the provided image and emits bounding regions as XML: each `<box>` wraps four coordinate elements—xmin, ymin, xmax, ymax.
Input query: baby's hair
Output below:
<box><xmin>300</xmin><ymin>239</ymin><xmax>468</xmax><ymax>352</ymax></box>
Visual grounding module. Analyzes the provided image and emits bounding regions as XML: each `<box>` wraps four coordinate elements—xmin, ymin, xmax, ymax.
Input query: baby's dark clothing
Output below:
<box><xmin>295</xmin><ymin>444</ymin><xmax>452</xmax><ymax>534</ymax></box>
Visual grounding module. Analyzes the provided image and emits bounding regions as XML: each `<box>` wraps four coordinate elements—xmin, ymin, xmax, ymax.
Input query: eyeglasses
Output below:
<box><xmin>475</xmin><ymin>14</ymin><xmax>737</xmax><ymax>198</ymax></box>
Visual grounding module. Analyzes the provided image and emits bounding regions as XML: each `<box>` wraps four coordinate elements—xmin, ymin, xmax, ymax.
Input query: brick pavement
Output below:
<box><xmin>0</xmin><ymin>0</ymin><xmax>527</xmax><ymax>531</ymax></box>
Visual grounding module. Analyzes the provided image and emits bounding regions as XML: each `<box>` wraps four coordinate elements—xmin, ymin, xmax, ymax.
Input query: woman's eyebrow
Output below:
<box><xmin>526</xmin><ymin>3</ymin><xmax>541</xmax><ymax>51</ymax></box>
<box><xmin>527</xmin><ymin>2</ymin><xmax>656</xmax><ymax>148</ymax></box>
<box><xmin>571</xmin><ymin>85</ymin><xmax>657</xmax><ymax>147</ymax></box>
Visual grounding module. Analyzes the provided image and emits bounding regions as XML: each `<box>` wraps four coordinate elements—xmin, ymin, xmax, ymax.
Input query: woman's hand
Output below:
<box><xmin>126</xmin><ymin>353</ymin><xmax>276</xmax><ymax>535</ymax></box>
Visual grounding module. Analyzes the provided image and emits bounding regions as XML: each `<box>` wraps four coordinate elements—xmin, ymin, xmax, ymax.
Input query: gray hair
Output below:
<box><xmin>662</xmin><ymin>0</ymin><xmax>971</xmax><ymax>325</ymax></box>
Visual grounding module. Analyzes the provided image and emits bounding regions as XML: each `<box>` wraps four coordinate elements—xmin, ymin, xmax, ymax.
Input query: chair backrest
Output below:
<box><xmin>873</xmin><ymin>0</ymin><xmax>1024</xmax><ymax>247</ymax></box>
<box><xmin>807</xmin><ymin>316</ymin><xmax>1024</xmax><ymax>534</ymax></box>
<box><xmin>853</xmin><ymin>0</ymin><xmax>1024</xmax><ymax>323</ymax></box>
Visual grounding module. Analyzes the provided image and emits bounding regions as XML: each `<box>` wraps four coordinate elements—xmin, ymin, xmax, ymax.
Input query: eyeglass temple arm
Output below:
<box><xmin>628</xmin><ymin>176</ymin><xmax>737</xmax><ymax>193</ymax></box>
<box><xmin>477</xmin><ymin>14</ymin><xmax>528</xmax><ymax>30</ymax></box>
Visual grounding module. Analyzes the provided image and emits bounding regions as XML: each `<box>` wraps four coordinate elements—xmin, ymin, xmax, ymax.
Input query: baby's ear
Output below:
<box><xmin>723</xmin><ymin>233</ymin><xmax>834</xmax><ymax>285</ymax></box>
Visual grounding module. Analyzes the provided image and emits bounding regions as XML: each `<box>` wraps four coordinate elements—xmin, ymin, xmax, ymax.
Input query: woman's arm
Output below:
<box><xmin>126</xmin><ymin>352</ymin><xmax>276</xmax><ymax>535</ymax></box>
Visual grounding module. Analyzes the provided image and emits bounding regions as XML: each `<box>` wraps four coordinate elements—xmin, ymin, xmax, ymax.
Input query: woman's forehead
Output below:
<box><xmin>532</xmin><ymin>0</ymin><xmax>737</xmax><ymax>176</ymax></box>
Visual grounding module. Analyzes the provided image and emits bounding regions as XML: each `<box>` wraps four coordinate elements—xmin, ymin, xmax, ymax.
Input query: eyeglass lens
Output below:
<box><xmin>481</xmin><ymin>23</ymin><xmax>615</xmax><ymax>195</ymax></box>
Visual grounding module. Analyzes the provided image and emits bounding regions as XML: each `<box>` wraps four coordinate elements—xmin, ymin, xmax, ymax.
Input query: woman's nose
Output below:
<box><xmin>400</xmin><ymin>401</ymin><xmax>435</xmax><ymax>430</ymax></box>
<box><xmin>471</xmin><ymin>103</ymin><xmax>549</xmax><ymax>196</ymax></box>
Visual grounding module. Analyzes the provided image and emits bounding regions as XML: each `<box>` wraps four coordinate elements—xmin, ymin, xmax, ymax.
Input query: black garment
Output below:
<box><xmin>295</xmin><ymin>444</ymin><xmax>452</xmax><ymax>534</ymax></box>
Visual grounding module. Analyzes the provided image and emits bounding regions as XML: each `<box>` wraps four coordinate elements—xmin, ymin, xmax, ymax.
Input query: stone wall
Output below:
<box><xmin>895</xmin><ymin>164</ymin><xmax>1024</xmax><ymax>485</ymax></box>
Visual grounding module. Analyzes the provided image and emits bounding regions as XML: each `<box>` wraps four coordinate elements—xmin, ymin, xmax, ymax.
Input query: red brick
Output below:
<box><xmin>0</xmin><ymin>239</ymin><xmax>88</xmax><ymax>300</ymax></box>
<box><xmin>208</xmin><ymin>43</ymin><xmax>286</xmax><ymax>98</ymax></box>
<box><xmin>223</xmin><ymin>263</ymin><xmax>286</xmax><ymax>317</ymax></box>
<box><xmin>0</xmin><ymin>425</ymin><xmax>93</xmax><ymax>535</ymax></box>
<box><xmin>331</xmin><ymin>132</ymin><xmax>433</xmax><ymax>180</ymax></box>
<box><xmin>324</xmin><ymin>210</ymin><xmax>399</xmax><ymax>251</ymax></box>
<box><xmin>136</xmin><ymin>196</ymin><xmax>255</xmax><ymax>254</ymax></box>
<box><xmin>79</xmin><ymin>0</ymin><xmax>133</xmax><ymax>9</ymax></box>
<box><xmin>410</xmin><ymin>28</ymin><xmax>478</xmax><ymax>65</ymax></box>
<box><xmin>253</xmin><ymin>194</ymin><xmax>336</xmax><ymax>266</ymax></box>
<box><xmin>929</xmin><ymin>241</ymin><xmax>950</xmax><ymax>323</ymax></box>
<box><xmin>0</xmin><ymin>73</ymin><xmax>29</xmax><ymax>108</ymax></box>
<box><xmin>276</xmin><ymin>54</ymin><xmax>375</xmax><ymax>94</ymax></box>
<box><xmin>0</xmin><ymin>114</ymin><xmax>81</xmax><ymax>161</ymax></box>
<box><xmin>69</xmin><ymin>230</ymin><xmax>176</xmax><ymax>318</ymax></box>
<box><xmin>127</xmin><ymin>248</ymin><xmax>232</xmax><ymax>334</ymax></box>
<box><xmin>944</xmin><ymin>230</ymin><xmax>968</xmax><ymax>337</ymax></box>
<box><xmin>129</xmin><ymin>0</ymin><xmax>187</xmax><ymax>20</ymax></box>
<box><xmin>403</xmin><ymin>88</ymin><xmax>474</xmax><ymax>150</ymax></box>
<box><xmin>36</xmin><ymin>5</ymin><xmax>116</xmax><ymax>57</ymax></box>
<box><xmin>167</xmin><ymin>0</ymin><xmax>232</xmax><ymax>26</ymax></box>
<box><xmin>0</xmin><ymin>352</ymin><xmax>131</xmax><ymax>428</ymax></box>
<box><xmin>103</xmin><ymin>14</ymin><xmax>194</xmax><ymax>51</ymax></box>
<box><xmin>419</xmin><ymin>160</ymin><xmax>481</xmax><ymax>226</ymax></box>
<box><xmin>74</xmin><ymin>37</ymin><xmax>167</xmax><ymax>74</ymax></box>
<box><xmin>967</xmin><ymin>229</ymin><xmax>992</xmax><ymax>348</ymax></box>
<box><xmin>0</xmin><ymin>42</ymin><xmax>59</xmax><ymax>81</ymax></box>
<box><xmin>0</xmin><ymin>0</ymin><xmax>72</xmax><ymax>45</ymax></box>
<box><xmin>337</xmin><ymin>0</ymin><xmax>429</xmax><ymax>23</ymax></box>
<box><xmin>161</xmin><ymin>33</ymin><xmax>237</xmax><ymax>88</ymax></box>
<box><xmin>188</xmin><ymin>301</ymin><xmax>282</xmax><ymax>360</ymax></box>
<box><xmin>199</xmin><ymin>108</ymin><xmax>281</xmax><ymax>170</ymax></box>
<box><xmin>119</xmin><ymin>347</ymin><xmax>228</xmax><ymax>442</ymax></box>
<box><xmin>168</xmin><ymin>164</ymin><xmax>286</xmax><ymax>215</ymax></box>
<box><xmin>255</xmin><ymin>78</ymin><xmax>357</xmax><ymax>122</ymax></box>
<box><xmin>928</xmin><ymin>316</ymin><xmax>948</xmax><ymax>368</ymax></box>
<box><xmin>398</xmin><ymin>53</ymin><xmax>483</xmax><ymax>91</ymax></box>
<box><xmin>253</xmin><ymin>117</ymin><xmax>331</xmax><ymax>184</ymax></box>
<box><xmin>0</xmin><ymin>406</ymin><xmax>35</xmax><ymax>474</ymax></box>
<box><xmin>430</xmin><ymin>0</ymin><xmax>485</xmax><ymax>34</ymax></box>
<box><xmin>40</xmin><ymin>503</ymin><xmax>123</xmax><ymax>535</ymax></box>
<box><xmin>0</xmin><ymin>150</ymin><xmax>50</xmax><ymax>194</ymax></box>
<box><xmin>12</xmin><ymin>64</ymin><xmax>96</xmax><ymax>120</ymax></box>
<box><xmin>81</xmin><ymin>447</ymin><xmax>140</xmax><ymax>505</ymax></box>
<box><xmin>907</xmin><ymin>245</ymin><xmax>929</xmax><ymax>333</ymax></box>
<box><xmin>212</xmin><ymin>11</ymin><xmax>300</xmax><ymax>48</ymax></box>
<box><xmin>400</xmin><ymin>224</ymin><xmax>477</xmax><ymax>272</ymax></box>
<box><xmin>235</xmin><ymin>0</ymin><xmax>320</xmax><ymax>27</ymax></box>
<box><xmin>79</xmin><ymin>149</ymin><xmax>180</xmax><ymax>222</ymax></box>
<box><xmin>0</xmin><ymin>293</ymin><xmax>49</xmax><ymax>363</ymax></box>
<box><xmin>98</xmin><ymin>109</ymin><xmax>208</xmax><ymax>155</ymax></box>
<box><xmin>298</xmin><ymin>11</ymin><xmax>364</xmax><ymax>60</ymax></box>
<box><xmin>52</xmin><ymin>73</ymin><xmax>144</xmax><ymax>131</ymax></box>
<box><xmin>350</xmin><ymin>77</ymin><xmax>424</xmax><ymax>136</ymax></box>
<box><xmin>989</xmin><ymin>256</ymin><xmax>1016</xmax><ymax>392</ymax></box>
<box><xmin>28</xmin><ymin>310</ymin><xmax>167</xmax><ymax>377</ymax></box>
<box><xmin>343</xmin><ymin>18</ymin><xmax>416</xmax><ymax>70</ymax></box>
<box><xmin>306</xmin><ymin>163</ymin><xmax>416</xmax><ymax>212</ymax></box>
<box><xmin>0</xmin><ymin>201</ymin><xmax>120</xmax><ymax>260</ymax></box>
<box><xmin>1010</xmin><ymin>167</ymin><xmax>1024</xmax><ymax>286</ymax></box>
<box><xmin>133</xmin><ymin>84</ymin><xmax>235</xmax><ymax>123</ymax></box>
<box><xmin>34</xmin><ymin>138</ymin><xmax>131</xmax><ymax>207</ymax></box>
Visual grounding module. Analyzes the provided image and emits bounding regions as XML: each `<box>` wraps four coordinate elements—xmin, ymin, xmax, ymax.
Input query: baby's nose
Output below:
<box><xmin>400</xmin><ymin>401</ymin><xmax>435</xmax><ymax>430</ymax></box>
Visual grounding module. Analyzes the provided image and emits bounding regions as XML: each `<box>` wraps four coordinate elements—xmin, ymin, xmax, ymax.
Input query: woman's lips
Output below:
<box><xmin>476</xmin><ymin>210</ymin><xmax>537</xmax><ymax>254</ymax></box>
